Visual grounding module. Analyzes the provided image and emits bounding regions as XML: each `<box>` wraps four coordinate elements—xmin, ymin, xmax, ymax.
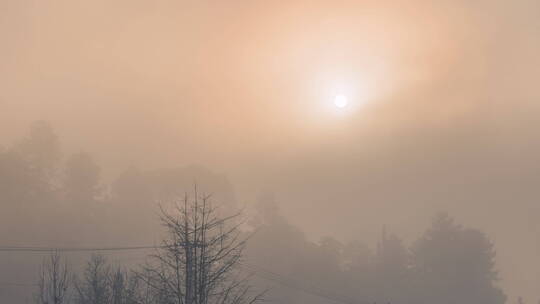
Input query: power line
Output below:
<box><xmin>0</xmin><ymin>245</ymin><xmax>158</xmax><ymax>252</ymax></box>
<box><xmin>240</xmin><ymin>262</ymin><xmax>365</xmax><ymax>304</ymax></box>
<box><xmin>0</xmin><ymin>245</ymin><xmax>366</xmax><ymax>304</ymax></box>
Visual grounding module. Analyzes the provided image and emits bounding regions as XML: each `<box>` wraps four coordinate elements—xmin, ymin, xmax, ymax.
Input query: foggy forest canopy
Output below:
<box><xmin>2</xmin><ymin>1</ymin><xmax>540</xmax><ymax>303</ymax></box>
<box><xmin>0</xmin><ymin>122</ymin><xmax>507</xmax><ymax>304</ymax></box>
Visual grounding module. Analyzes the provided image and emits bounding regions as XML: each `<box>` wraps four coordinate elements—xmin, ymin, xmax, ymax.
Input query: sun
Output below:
<box><xmin>333</xmin><ymin>94</ymin><xmax>348</xmax><ymax>108</ymax></box>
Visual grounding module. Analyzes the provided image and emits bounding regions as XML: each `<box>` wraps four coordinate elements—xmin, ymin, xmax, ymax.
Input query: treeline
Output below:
<box><xmin>0</xmin><ymin>122</ymin><xmax>506</xmax><ymax>304</ymax></box>
<box><xmin>0</xmin><ymin>121</ymin><xmax>237</xmax><ymax>246</ymax></box>
<box><xmin>35</xmin><ymin>194</ymin><xmax>263</xmax><ymax>304</ymax></box>
<box><xmin>248</xmin><ymin>196</ymin><xmax>506</xmax><ymax>304</ymax></box>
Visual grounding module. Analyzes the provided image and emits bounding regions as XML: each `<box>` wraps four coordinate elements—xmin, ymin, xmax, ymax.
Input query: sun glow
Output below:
<box><xmin>333</xmin><ymin>94</ymin><xmax>349</xmax><ymax>108</ymax></box>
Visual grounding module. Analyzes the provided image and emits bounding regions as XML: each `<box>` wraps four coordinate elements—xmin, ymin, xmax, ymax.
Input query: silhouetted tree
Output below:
<box><xmin>13</xmin><ymin>121</ymin><xmax>61</xmax><ymax>182</ymax></box>
<box><xmin>109</xmin><ymin>267</ymin><xmax>140</xmax><ymax>304</ymax></box>
<box><xmin>342</xmin><ymin>240</ymin><xmax>375</xmax><ymax>302</ymax></box>
<box><xmin>35</xmin><ymin>251</ymin><xmax>70</xmax><ymax>304</ymax></box>
<box><xmin>74</xmin><ymin>255</ymin><xmax>112</xmax><ymax>304</ymax></box>
<box><xmin>64</xmin><ymin>152</ymin><xmax>101</xmax><ymax>203</ymax></box>
<box><xmin>0</xmin><ymin>122</ymin><xmax>62</xmax><ymax>247</ymax></box>
<box><xmin>138</xmin><ymin>191</ymin><xmax>264</xmax><ymax>304</ymax></box>
<box><xmin>373</xmin><ymin>227</ymin><xmax>410</xmax><ymax>304</ymax></box>
<box><xmin>410</xmin><ymin>213</ymin><xmax>506</xmax><ymax>304</ymax></box>
<box><xmin>246</xmin><ymin>193</ymin><xmax>345</xmax><ymax>304</ymax></box>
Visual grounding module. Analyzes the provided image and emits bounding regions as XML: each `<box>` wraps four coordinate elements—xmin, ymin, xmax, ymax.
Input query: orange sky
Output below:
<box><xmin>1</xmin><ymin>0</ymin><xmax>540</xmax><ymax>301</ymax></box>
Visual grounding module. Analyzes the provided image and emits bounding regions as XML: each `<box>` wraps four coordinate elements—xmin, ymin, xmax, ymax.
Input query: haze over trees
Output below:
<box><xmin>247</xmin><ymin>195</ymin><xmax>506</xmax><ymax>304</ymax></box>
<box><xmin>1</xmin><ymin>123</ymin><xmax>507</xmax><ymax>304</ymax></box>
<box><xmin>35</xmin><ymin>192</ymin><xmax>263</xmax><ymax>304</ymax></box>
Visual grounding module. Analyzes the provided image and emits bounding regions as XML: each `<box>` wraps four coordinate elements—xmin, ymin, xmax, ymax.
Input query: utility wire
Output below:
<box><xmin>0</xmin><ymin>245</ymin><xmax>157</xmax><ymax>252</ymax></box>
<box><xmin>240</xmin><ymin>262</ymin><xmax>365</xmax><ymax>304</ymax></box>
<box><xmin>0</xmin><ymin>245</ymin><xmax>366</xmax><ymax>304</ymax></box>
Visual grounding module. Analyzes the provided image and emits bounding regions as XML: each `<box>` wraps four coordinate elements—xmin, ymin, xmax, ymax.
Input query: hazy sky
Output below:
<box><xmin>1</xmin><ymin>0</ymin><xmax>540</xmax><ymax>301</ymax></box>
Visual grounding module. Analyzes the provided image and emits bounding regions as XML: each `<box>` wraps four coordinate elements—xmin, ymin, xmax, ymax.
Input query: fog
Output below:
<box><xmin>1</xmin><ymin>1</ymin><xmax>540</xmax><ymax>303</ymax></box>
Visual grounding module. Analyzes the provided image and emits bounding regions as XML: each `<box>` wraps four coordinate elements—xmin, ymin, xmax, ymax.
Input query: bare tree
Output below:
<box><xmin>138</xmin><ymin>191</ymin><xmax>264</xmax><ymax>304</ymax></box>
<box><xmin>109</xmin><ymin>266</ymin><xmax>141</xmax><ymax>304</ymax></box>
<box><xmin>35</xmin><ymin>251</ymin><xmax>70</xmax><ymax>304</ymax></box>
<box><xmin>74</xmin><ymin>254</ymin><xmax>111</xmax><ymax>304</ymax></box>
